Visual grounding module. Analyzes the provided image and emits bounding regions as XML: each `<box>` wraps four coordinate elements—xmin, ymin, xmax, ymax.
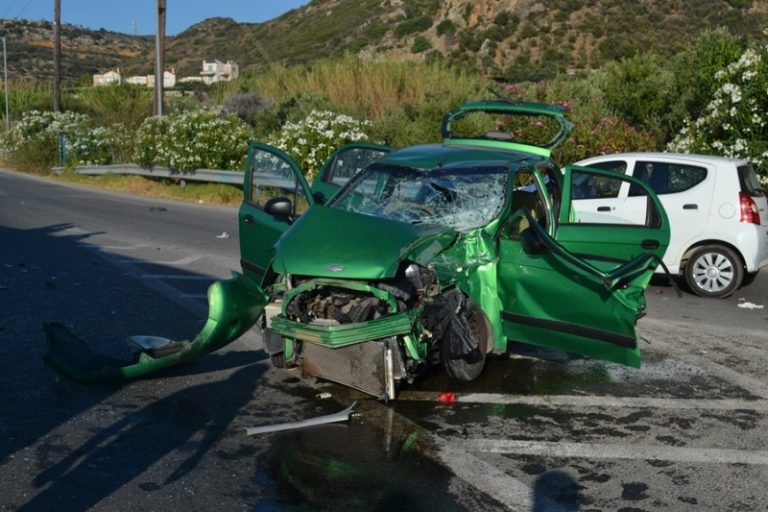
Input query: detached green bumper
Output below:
<box><xmin>270</xmin><ymin>311</ymin><xmax>419</xmax><ymax>348</ymax></box>
<box><xmin>43</xmin><ymin>272</ymin><xmax>268</xmax><ymax>382</ymax></box>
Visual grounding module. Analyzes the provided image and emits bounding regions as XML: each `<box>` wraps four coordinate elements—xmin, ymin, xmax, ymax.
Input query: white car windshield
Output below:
<box><xmin>330</xmin><ymin>163</ymin><xmax>508</xmax><ymax>231</ymax></box>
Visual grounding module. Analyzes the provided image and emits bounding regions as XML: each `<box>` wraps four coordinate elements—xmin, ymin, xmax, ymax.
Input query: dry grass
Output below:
<box><xmin>230</xmin><ymin>54</ymin><xmax>485</xmax><ymax>119</ymax></box>
<box><xmin>52</xmin><ymin>172</ymin><xmax>243</xmax><ymax>206</ymax></box>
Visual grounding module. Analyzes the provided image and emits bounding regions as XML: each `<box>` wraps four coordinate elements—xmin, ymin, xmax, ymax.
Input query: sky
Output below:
<box><xmin>0</xmin><ymin>0</ymin><xmax>310</xmax><ymax>36</ymax></box>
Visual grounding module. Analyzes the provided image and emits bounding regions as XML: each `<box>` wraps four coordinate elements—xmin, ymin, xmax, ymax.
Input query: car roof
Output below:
<box><xmin>577</xmin><ymin>152</ymin><xmax>750</xmax><ymax>167</ymax></box>
<box><xmin>378</xmin><ymin>143</ymin><xmax>546</xmax><ymax>170</ymax></box>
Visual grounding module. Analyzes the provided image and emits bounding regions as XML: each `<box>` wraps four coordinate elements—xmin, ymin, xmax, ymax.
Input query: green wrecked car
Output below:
<box><xmin>45</xmin><ymin>100</ymin><xmax>670</xmax><ymax>399</ymax></box>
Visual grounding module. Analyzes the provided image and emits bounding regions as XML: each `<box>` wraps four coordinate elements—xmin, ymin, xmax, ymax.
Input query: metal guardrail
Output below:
<box><xmin>51</xmin><ymin>164</ymin><xmax>247</xmax><ymax>185</ymax></box>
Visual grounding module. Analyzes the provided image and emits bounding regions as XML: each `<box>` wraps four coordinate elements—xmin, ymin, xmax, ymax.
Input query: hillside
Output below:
<box><xmin>4</xmin><ymin>0</ymin><xmax>768</xmax><ymax>83</ymax></box>
<box><xmin>0</xmin><ymin>19</ymin><xmax>152</xmax><ymax>83</ymax></box>
<box><xmin>161</xmin><ymin>0</ymin><xmax>768</xmax><ymax>80</ymax></box>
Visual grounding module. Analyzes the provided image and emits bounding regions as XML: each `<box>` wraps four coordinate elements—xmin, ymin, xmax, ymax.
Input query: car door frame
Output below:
<box><xmin>239</xmin><ymin>142</ymin><xmax>393</xmax><ymax>283</ymax></box>
<box><xmin>310</xmin><ymin>143</ymin><xmax>393</xmax><ymax>204</ymax></box>
<box><xmin>497</xmin><ymin>164</ymin><xmax>670</xmax><ymax>367</ymax></box>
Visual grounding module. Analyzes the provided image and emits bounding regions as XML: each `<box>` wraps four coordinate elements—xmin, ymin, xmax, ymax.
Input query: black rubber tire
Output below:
<box><xmin>441</xmin><ymin>301</ymin><xmax>492</xmax><ymax>382</ymax></box>
<box><xmin>270</xmin><ymin>352</ymin><xmax>287</xmax><ymax>368</ymax></box>
<box><xmin>684</xmin><ymin>245</ymin><xmax>743</xmax><ymax>298</ymax></box>
<box><xmin>742</xmin><ymin>271</ymin><xmax>759</xmax><ymax>287</ymax></box>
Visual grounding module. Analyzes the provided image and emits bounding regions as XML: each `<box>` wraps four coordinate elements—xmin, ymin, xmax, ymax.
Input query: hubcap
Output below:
<box><xmin>691</xmin><ymin>252</ymin><xmax>734</xmax><ymax>293</ymax></box>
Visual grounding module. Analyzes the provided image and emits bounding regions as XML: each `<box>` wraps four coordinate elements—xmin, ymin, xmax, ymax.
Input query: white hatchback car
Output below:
<box><xmin>573</xmin><ymin>152</ymin><xmax>768</xmax><ymax>298</ymax></box>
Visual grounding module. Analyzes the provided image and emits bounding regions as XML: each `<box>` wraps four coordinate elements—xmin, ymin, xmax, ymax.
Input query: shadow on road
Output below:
<box><xmin>20</xmin><ymin>361</ymin><xmax>265</xmax><ymax>511</ymax></box>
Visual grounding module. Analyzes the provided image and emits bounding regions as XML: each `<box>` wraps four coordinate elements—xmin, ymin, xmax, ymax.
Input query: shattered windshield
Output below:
<box><xmin>330</xmin><ymin>163</ymin><xmax>508</xmax><ymax>231</ymax></box>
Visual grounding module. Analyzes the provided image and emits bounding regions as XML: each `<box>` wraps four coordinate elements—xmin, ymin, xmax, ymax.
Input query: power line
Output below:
<box><xmin>13</xmin><ymin>0</ymin><xmax>34</xmax><ymax>19</ymax></box>
<box><xmin>1</xmin><ymin>0</ymin><xmax>20</xmax><ymax>19</ymax></box>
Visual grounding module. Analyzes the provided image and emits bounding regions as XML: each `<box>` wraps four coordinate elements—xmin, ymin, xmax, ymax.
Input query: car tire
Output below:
<box><xmin>270</xmin><ymin>352</ymin><xmax>287</xmax><ymax>368</ymax></box>
<box><xmin>684</xmin><ymin>245</ymin><xmax>743</xmax><ymax>298</ymax></box>
<box><xmin>441</xmin><ymin>301</ymin><xmax>491</xmax><ymax>382</ymax></box>
<box><xmin>742</xmin><ymin>271</ymin><xmax>759</xmax><ymax>287</ymax></box>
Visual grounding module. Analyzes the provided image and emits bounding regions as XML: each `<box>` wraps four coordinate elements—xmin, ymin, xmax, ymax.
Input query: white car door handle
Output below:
<box><xmin>683</xmin><ymin>204</ymin><xmax>698</xmax><ymax>210</ymax></box>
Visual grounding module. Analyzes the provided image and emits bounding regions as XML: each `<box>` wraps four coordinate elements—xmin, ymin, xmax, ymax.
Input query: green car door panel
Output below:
<box><xmin>239</xmin><ymin>142</ymin><xmax>312</xmax><ymax>281</ymax></box>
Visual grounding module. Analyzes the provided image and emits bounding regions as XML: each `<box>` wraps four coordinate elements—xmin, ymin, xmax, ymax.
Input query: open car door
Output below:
<box><xmin>498</xmin><ymin>165</ymin><xmax>670</xmax><ymax>367</ymax></box>
<box><xmin>310</xmin><ymin>143</ymin><xmax>392</xmax><ymax>202</ymax></box>
<box><xmin>239</xmin><ymin>143</ymin><xmax>392</xmax><ymax>282</ymax></box>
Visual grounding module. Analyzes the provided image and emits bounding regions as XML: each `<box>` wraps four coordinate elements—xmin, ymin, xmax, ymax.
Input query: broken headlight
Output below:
<box><xmin>404</xmin><ymin>263</ymin><xmax>436</xmax><ymax>292</ymax></box>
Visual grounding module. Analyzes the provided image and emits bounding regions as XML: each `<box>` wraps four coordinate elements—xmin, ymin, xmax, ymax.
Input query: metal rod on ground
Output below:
<box><xmin>53</xmin><ymin>0</ymin><xmax>61</xmax><ymax>112</ymax></box>
<box><xmin>2</xmin><ymin>37</ymin><xmax>9</xmax><ymax>131</ymax></box>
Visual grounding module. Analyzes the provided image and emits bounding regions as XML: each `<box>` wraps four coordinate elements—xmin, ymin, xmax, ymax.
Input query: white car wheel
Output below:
<box><xmin>684</xmin><ymin>245</ymin><xmax>743</xmax><ymax>298</ymax></box>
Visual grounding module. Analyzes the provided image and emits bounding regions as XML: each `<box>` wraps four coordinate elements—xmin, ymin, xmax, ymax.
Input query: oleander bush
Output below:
<box><xmin>269</xmin><ymin>109</ymin><xmax>371</xmax><ymax>179</ymax></box>
<box><xmin>134</xmin><ymin>109</ymin><xmax>252</xmax><ymax>171</ymax></box>
<box><xmin>669</xmin><ymin>39</ymin><xmax>768</xmax><ymax>185</ymax></box>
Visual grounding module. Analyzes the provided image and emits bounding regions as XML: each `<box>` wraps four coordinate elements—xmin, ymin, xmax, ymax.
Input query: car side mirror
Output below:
<box><xmin>264</xmin><ymin>197</ymin><xmax>293</xmax><ymax>222</ymax></box>
<box><xmin>520</xmin><ymin>227</ymin><xmax>545</xmax><ymax>255</ymax></box>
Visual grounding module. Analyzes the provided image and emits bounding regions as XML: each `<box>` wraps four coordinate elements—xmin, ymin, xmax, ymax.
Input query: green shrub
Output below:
<box><xmin>72</xmin><ymin>83</ymin><xmax>152</xmax><ymax>129</ymax></box>
<box><xmin>68</xmin><ymin>123</ymin><xmax>136</xmax><ymax>165</ymax></box>
<box><xmin>269</xmin><ymin>110</ymin><xmax>371</xmax><ymax>179</ymax></box>
<box><xmin>411</xmin><ymin>36</ymin><xmax>432</xmax><ymax>53</ymax></box>
<box><xmin>669</xmin><ymin>42</ymin><xmax>768</xmax><ymax>185</ymax></box>
<box><xmin>436</xmin><ymin>19</ymin><xmax>455</xmax><ymax>36</ymax></box>
<box><xmin>600</xmin><ymin>53</ymin><xmax>677</xmax><ymax>140</ymax></box>
<box><xmin>134</xmin><ymin>110</ymin><xmax>252</xmax><ymax>171</ymax></box>
<box><xmin>0</xmin><ymin>110</ymin><xmax>89</xmax><ymax>170</ymax></box>
<box><xmin>671</xmin><ymin>28</ymin><xmax>745</xmax><ymax>131</ymax></box>
<box><xmin>395</xmin><ymin>16</ymin><xmax>432</xmax><ymax>37</ymax></box>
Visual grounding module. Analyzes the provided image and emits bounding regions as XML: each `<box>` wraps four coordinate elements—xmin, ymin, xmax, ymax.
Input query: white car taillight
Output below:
<box><xmin>739</xmin><ymin>191</ymin><xmax>761</xmax><ymax>225</ymax></box>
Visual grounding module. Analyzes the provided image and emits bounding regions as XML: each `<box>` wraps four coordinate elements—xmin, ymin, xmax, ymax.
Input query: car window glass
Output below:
<box><xmin>571</xmin><ymin>170</ymin><xmax>622</xmax><ymax>199</ymax></box>
<box><xmin>568</xmin><ymin>170</ymin><xmax>659</xmax><ymax>226</ymax></box>
<box><xmin>738</xmin><ymin>164</ymin><xmax>765</xmax><ymax>197</ymax></box>
<box><xmin>248</xmin><ymin>148</ymin><xmax>310</xmax><ymax>215</ymax></box>
<box><xmin>332</xmin><ymin>164</ymin><xmax>507</xmax><ymax>231</ymax></box>
<box><xmin>631</xmin><ymin>161</ymin><xmax>707</xmax><ymax>196</ymax></box>
<box><xmin>584</xmin><ymin>160</ymin><xmax>627</xmax><ymax>174</ymax></box>
<box><xmin>323</xmin><ymin>147</ymin><xmax>388</xmax><ymax>188</ymax></box>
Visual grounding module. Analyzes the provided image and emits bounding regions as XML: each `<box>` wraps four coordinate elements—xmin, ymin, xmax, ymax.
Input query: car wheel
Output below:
<box><xmin>742</xmin><ymin>271</ymin><xmax>759</xmax><ymax>287</ymax></box>
<box><xmin>684</xmin><ymin>245</ymin><xmax>743</xmax><ymax>298</ymax></box>
<box><xmin>270</xmin><ymin>352</ymin><xmax>287</xmax><ymax>368</ymax></box>
<box><xmin>441</xmin><ymin>301</ymin><xmax>491</xmax><ymax>382</ymax></box>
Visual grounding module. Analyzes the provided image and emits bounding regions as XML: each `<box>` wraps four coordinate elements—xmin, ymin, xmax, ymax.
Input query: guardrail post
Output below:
<box><xmin>57</xmin><ymin>133</ymin><xmax>67</xmax><ymax>166</ymax></box>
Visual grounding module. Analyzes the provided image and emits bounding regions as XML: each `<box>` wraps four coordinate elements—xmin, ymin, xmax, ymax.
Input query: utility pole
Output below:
<box><xmin>53</xmin><ymin>0</ymin><xmax>61</xmax><ymax>112</ymax></box>
<box><xmin>2</xmin><ymin>37</ymin><xmax>9</xmax><ymax>131</ymax></box>
<box><xmin>153</xmin><ymin>0</ymin><xmax>165</xmax><ymax>116</ymax></box>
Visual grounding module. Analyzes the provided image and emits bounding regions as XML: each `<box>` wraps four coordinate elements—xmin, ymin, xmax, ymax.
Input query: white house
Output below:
<box><xmin>93</xmin><ymin>69</ymin><xmax>121</xmax><ymax>86</ymax></box>
<box><xmin>125</xmin><ymin>75</ymin><xmax>148</xmax><ymax>86</ymax></box>
<box><xmin>146</xmin><ymin>70</ymin><xmax>177</xmax><ymax>89</ymax></box>
<box><xmin>200</xmin><ymin>60</ymin><xmax>239</xmax><ymax>84</ymax></box>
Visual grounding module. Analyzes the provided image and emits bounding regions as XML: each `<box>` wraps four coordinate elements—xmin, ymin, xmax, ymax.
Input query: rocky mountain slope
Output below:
<box><xmin>4</xmin><ymin>0</ymin><xmax>768</xmax><ymax>83</ymax></box>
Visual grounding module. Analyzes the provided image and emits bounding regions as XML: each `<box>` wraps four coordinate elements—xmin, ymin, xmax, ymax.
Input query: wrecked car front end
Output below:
<box><xmin>43</xmin><ymin>100</ymin><xmax>670</xmax><ymax>401</ymax></box>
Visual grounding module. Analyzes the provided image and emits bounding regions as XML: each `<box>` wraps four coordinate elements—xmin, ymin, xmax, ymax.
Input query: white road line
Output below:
<box><xmin>650</xmin><ymin>341</ymin><xmax>768</xmax><ymax>399</ymax></box>
<box><xmin>397</xmin><ymin>391</ymin><xmax>768</xmax><ymax>411</ymax></box>
<box><xmin>81</xmin><ymin>242</ymin><xmax>151</xmax><ymax>251</ymax></box>
<box><xmin>121</xmin><ymin>255</ymin><xmax>203</xmax><ymax>266</ymax></box>
<box><xmin>140</xmin><ymin>274</ymin><xmax>212</xmax><ymax>280</ymax></box>
<box><xmin>176</xmin><ymin>293</ymin><xmax>208</xmax><ymax>300</ymax></box>
<box><xmin>464</xmin><ymin>439</ymin><xmax>768</xmax><ymax>465</ymax></box>
<box><xmin>439</xmin><ymin>441</ymin><xmax>567</xmax><ymax>511</ymax></box>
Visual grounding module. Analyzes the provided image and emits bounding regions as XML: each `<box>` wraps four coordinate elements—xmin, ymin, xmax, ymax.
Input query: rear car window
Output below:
<box><xmin>584</xmin><ymin>160</ymin><xmax>628</xmax><ymax>174</ymax></box>
<box><xmin>630</xmin><ymin>161</ymin><xmax>707</xmax><ymax>196</ymax></box>
<box><xmin>738</xmin><ymin>164</ymin><xmax>766</xmax><ymax>197</ymax></box>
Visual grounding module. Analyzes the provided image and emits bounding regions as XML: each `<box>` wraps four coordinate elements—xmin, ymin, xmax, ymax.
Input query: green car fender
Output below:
<box><xmin>43</xmin><ymin>272</ymin><xmax>268</xmax><ymax>382</ymax></box>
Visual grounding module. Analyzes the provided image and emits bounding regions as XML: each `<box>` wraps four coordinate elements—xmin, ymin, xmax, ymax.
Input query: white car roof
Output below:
<box><xmin>576</xmin><ymin>152</ymin><xmax>750</xmax><ymax>167</ymax></box>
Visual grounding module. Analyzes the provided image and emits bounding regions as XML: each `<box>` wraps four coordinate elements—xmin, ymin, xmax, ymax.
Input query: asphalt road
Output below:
<box><xmin>1</xmin><ymin>168</ymin><xmax>767</xmax><ymax>511</ymax></box>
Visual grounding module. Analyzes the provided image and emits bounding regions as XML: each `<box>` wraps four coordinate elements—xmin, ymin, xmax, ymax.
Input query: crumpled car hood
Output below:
<box><xmin>272</xmin><ymin>205</ymin><xmax>457</xmax><ymax>279</ymax></box>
